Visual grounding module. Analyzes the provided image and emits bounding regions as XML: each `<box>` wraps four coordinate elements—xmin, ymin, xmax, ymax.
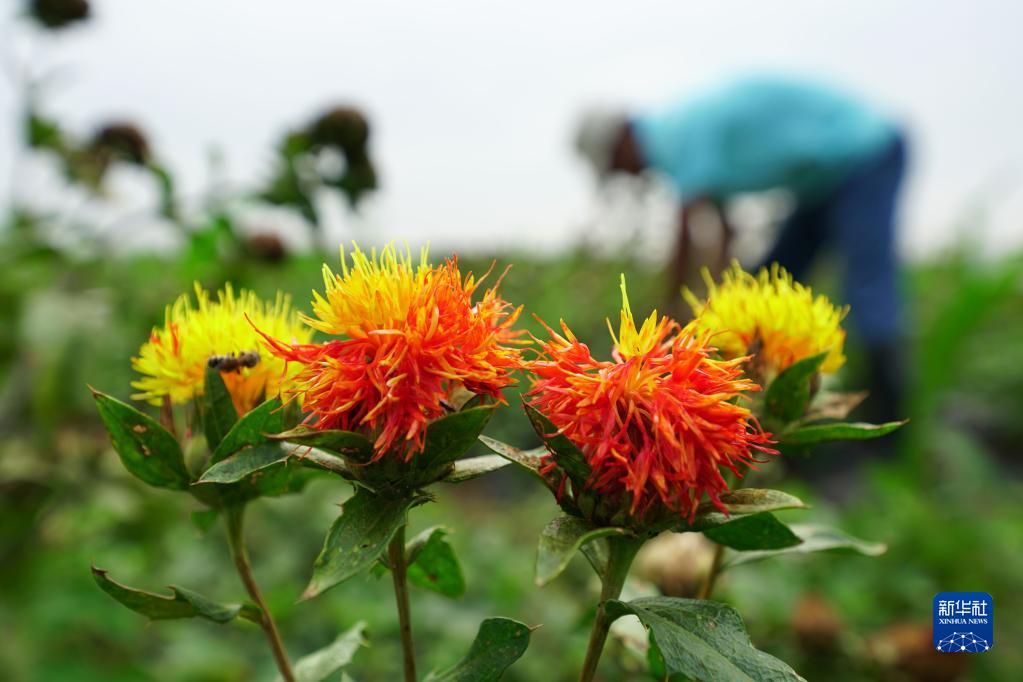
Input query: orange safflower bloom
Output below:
<box><xmin>258</xmin><ymin>244</ymin><xmax>524</xmax><ymax>460</ymax></box>
<box><xmin>527</xmin><ymin>277</ymin><xmax>774</xmax><ymax>521</ymax></box>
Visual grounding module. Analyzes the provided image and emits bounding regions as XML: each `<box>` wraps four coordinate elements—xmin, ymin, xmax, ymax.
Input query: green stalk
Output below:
<box><xmin>388</xmin><ymin>523</ymin><xmax>417</xmax><ymax>682</ymax></box>
<box><xmin>578</xmin><ymin>536</ymin><xmax>644</xmax><ymax>682</ymax></box>
<box><xmin>225</xmin><ymin>505</ymin><xmax>295</xmax><ymax>682</ymax></box>
<box><xmin>697</xmin><ymin>542</ymin><xmax>725</xmax><ymax>600</ymax></box>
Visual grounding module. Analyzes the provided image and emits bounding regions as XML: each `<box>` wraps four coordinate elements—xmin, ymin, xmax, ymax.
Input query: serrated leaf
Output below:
<box><xmin>203</xmin><ymin>366</ymin><xmax>239</xmax><ymax>451</ymax></box>
<box><xmin>424</xmin><ymin>618</ymin><xmax>532</xmax><ymax>682</ymax></box>
<box><xmin>198</xmin><ymin>443</ymin><xmax>288</xmax><ymax>484</ymax></box>
<box><xmin>247</xmin><ymin>459</ymin><xmax>319</xmax><ymax>498</ymax></box>
<box><xmin>605</xmin><ymin>597</ymin><xmax>805</xmax><ymax>681</ymax></box>
<box><xmin>92</xmin><ymin>390</ymin><xmax>190</xmax><ymax>490</ymax></box>
<box><xmin>92</xmin><ymin>566</ymin><xmax>260</xmax><ymax>624</ymax></box>
<box><xmin>271</xmin><ymin>427</ymin><xmax>374</xmax><ymax>463</ymax></box>
<box><xmin>523</xmin><ymin>404</ymin><xmax>590</xmax><ymax>484</ymax></box>
<box><xmin>695</xmin><ymin>489</ymin><xmax>808</xmax><ymax>518</ymax></box>
<box><xmin>282</xmin><ymin>621</ymin><xmax>366</xmax><ymax>682</ymax></box>
<box><xmin>290</xmin><ymin>447</ymin><xmax>354</xmax><ymax>478</ymax></box>
<box><xmin>536</xmin><ymin>516</ymin><xmax>628</xmax><ymax>586</ymax></box>
<box><xmin>701</xmin><ymin>513</ymin><xmax>803</xmax><ymax>551</ymax></box>
<box><xmin>764</xmin><ymin>352</ymin><xmax>828</xmax><ymax>424</ymax></box>
<box><xmin>303</xmin><ymin>488</ymin><xmax>422</xmax><ymax>600</ymax></box>
<box><xmin>780</xmin><ymin>420</ymin><xmax>907</xmax><ymax>447</ymax></box>
<box><xmin>415</xmin><ymin>406</ymin><xmax>497</xmax><ymax>475</ymax></box>
<box><xmin>211</xmin><ymin>397</ymin><xmax>284</xmax><ymax>464</ymax></box>
<box><xmin>405</xmin><ymin>526</ymin><xmax>465</xmax><ymax>598</ymax></box>
<box><xmin>443</xmin><ymin>454</ymin><xmax>510</xmax><ymax>483</ymax></box>
<box><xmin>724</xmin><ymin>524</ymin><xmax>887</xmax><ymax>568</ymax></box>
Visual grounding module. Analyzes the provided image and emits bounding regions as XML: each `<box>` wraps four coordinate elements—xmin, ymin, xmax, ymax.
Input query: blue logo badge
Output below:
<box><xmin>933</xmin><ymin>592</ymin><xmax>993</xmax><ymax>652</ymax></box>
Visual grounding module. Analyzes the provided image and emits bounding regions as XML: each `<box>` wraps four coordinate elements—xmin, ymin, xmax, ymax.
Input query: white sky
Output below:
<box><xmin>2</xmin><ymin>0</ymin><xmax>1022</xmax><ymax>258</ymax></box>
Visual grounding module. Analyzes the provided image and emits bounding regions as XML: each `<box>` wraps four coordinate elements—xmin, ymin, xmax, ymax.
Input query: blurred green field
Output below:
<box><xmin>1</xmin><ymin>216</ymin><xmax>1022</xmax><ymax>681</ymax></box>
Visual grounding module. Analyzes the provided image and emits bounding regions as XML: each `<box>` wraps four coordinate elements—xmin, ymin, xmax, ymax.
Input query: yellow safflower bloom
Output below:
<box><xmin>684</xmin><ymin>262</ymin><xmax>847</xmax><ymax>375</ymax></box>
<box><xmin>132</xmin><ymin>283</ymin><xmax>312</xmax><ymax>415</ymax></box>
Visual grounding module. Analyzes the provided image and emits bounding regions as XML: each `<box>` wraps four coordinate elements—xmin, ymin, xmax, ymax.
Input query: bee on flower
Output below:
<box><xmin>684</xmin><ymin>262</ymin><xmax>848</xmax><ymax>379</ymax></box>
<box><xmin>527</xmin><ymin>276</ymin><xmax>774</xmax><ymax>526</ymax></box>
<box><xmin>132</xmin><ymin>284</ymin><xmax>311</xmax><ymax>416</ymax></box>
<box><xmin>257</xmin><ymin>243</ymin><xmax>525</xmax><ymax>461</ymax></box>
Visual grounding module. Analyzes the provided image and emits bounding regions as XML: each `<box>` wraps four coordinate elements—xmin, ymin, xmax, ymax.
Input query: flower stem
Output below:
<box><xmin>225</xmin><ymin>505</ymin><xmax>295</xmax><ymax>682</ymax></box>
<box><xmin>388</xmin><ymin>523</ymin><xmax>417</xmax><ymax>682</ymax></box>
<box><xmin>697</xmin><ymin>542</ymin><xmax>725</xmax><ymax>600</ymax></box>
<box><xmin>578</xmin><ymin>536</ymin><xmax>643</xmax><ymax>682</ymax></box>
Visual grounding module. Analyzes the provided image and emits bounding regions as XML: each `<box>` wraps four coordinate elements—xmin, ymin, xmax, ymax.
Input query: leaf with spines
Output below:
<box><xmin>91</xmin><ymin>389</ymin><xmax>190</xmax><ymax>490</ymax></box>
<box><xmin>282</xmin><ymin>621</ymin><xmax>367</xmax><ymax>682</ymax></box>
<box><xmin>198</xmin><ymin>443</ymin><xmax>289</xmax><ymax>484</ymax></box>
<box><xmin>763</xmin><ymin>352</ymin><xmax>828</xmax><ymax>425</ymax></box>
<box><xmin>405</xmin><ymin>526</ymin><xmax>466</xmax><ymax>598</ymax></box>
<box><xmin>478</xmin><ymin>435</ymin><xmax>558</xmax><ymax>489</ymax></box>
<box><xmin>523</xmin><ymin>404</ymin><xmax>590</xmax><ymax>484</ymax></box>
<box><xmin>684</xmin><ymin>489</ymin><xmax>807</xmax><ymax>551</ymax></box>
<box><xmin>202</xmin><ymin>366</ymin><xmax>239</xmax><ymax>452</ymax></box>
<box><xmin>780</xmin><ymin>420</ymin><xmax>906</xmax><ymax>448</ymax></box>
<box><xmin>701</xmin><ymin>513</ymin><xmax>802</xmax><ymax>551</ymax></box>
<box><xmin>270</xmin><ymin>427</ymin><xmax>374</xmax><ymax>463</ymax></box>
<box><xmin>303</xmin><ymin>488</ymin><xmax>425</xmax><ymax>600</ymax></box>
<box><xmin>535</xmin><ymin>516</ymin><xmax>628</xmax><ymax>586</ymax></box>
<box><xmin>413</xmin><ymin>405</ymin><xmax>497</xmax><ymax>480</ymax></box>
<box><xmin>605</xmin><ymin>597</ymin><xmax>806</xmax><ymax>681</ymax></box>
<box><xmin>424</xmin><ymin>618</ymin><xmax>532</xmax><ymax>682</ymax></box>
<box><xmin>442</xmin><ymin>454</ymin><xmax>510</xmax><ymax>483</ymax></box>
<box><xmin>211</xmin><ymin>396</ymin><xmax>284</xmax><ymax>463</ymax></box>
<box><xmin>92</xmin><ymin>566</ymin><xmax>260</xmax><ymax>624</ymax></box>
<box><xmin>725</xmin><ymin>524</ymin><xmax>887</xmax><ymax>567</ymax></box>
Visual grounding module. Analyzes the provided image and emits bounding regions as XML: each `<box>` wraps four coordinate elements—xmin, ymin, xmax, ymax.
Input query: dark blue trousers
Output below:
<box><xmin>762</xmin><ymin>133</ymin><xmax>908</xmax><ymax>346</ymax></box>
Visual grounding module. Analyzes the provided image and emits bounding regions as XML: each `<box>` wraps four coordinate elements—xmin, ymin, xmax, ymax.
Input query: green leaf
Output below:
<box><xmin>270</xmin><ymin>427</ymin><xmax>374</xmax><ymax>463</ymax></box>
<box><xmin>92</xmin><ymin>390</ymin><xmax>190</xmax><ymax>490</ymax></box>
<box><xmin>283</xmin><ymin>621</ymin><xmax>367</xmax><ymax>682</ymax></box>
<box><xmin>211</xmin><ymin>397</ymin><xmax>284</xmax><ymax>463</ymax></box>
<box><xmin>443</xmin><ymin>454</ymin><xmax>510</xmax><ymax>483</ymax></box>
<box><xmin>764</xmin><ymin>352</ymin><xmax>828</xmax><ymax>424</ymax></box>
<box><xmin>605</xmin><ymin>597</ymin><xmax>805</xmax><ymax>681</ymax></box>
<box><xmin>202</xmin><ymin>366</ymin><xmax>239</xmax><ymax>451</ymax></box>
<box><xmin>701</xmin><ymin>513</ymin><xmax>803</xmax><ymax>551</ymax></box>
<box><xmin>416</xmin><ymin>406</ymin><xmax>496</xmax><ymax>473</ymax></box>
<box><xmin>523</xmin><ymin>404</ymin><xmax>590</xmax><ymax>484</ymax></box>
<box><xmin>92</xmin><ymin>566</ymin><xmax>260</xmax><ymax>624</ymax></box>
<box><xmin>290</xmin><ymin>448</ymin><xmax>354</xmax><ymax>478</ymax></box>
<box><xmin>695</xmin><ymin>489</ymin><xmax>808</xmax><ymax>518</ymax></box>
<box><xmin>303</xmin><ymin>488</ymin><xmax>423</xmax><ymax>600</ymax></box>
<box><xmin>478</xmin><ymin>435</ymin><xmax>556</xmax><ymax>487</ymax></box>
<box><xmin>683</xmin><ymin>491</ymin><xmax>807</xmax><ymax>550</ymax></box>
<box><xmin>725</xmin><ymin>524</ymin><xmax>887</xmax><ymax>568</ymax></box>
<box><xmin>406</xmin><ymin>526</ymin><xmax>466</xmax><ymax>598</ymax></box>
<box><xmin>536</xmin><ymin>515</ymin><xmax>628</xmax><ymax>586</ymax></box>
<box><xmin>246</xmin><ymin>459</ymin><xmax>319</xmax><ymax>498</ymax></box>
<box><xmin>780</xmin><ymin>420</ymin><xmax>907</xmax><ymax>447</ymax></box>
<box><xmin>424</xmin><ymin>618</ymin><xmax>532</xmax><ymax>682</ymax></box>
<box><xmin>198</xmin><ymin>443</ymin><xmax>288</xmax><ymax>484</ymax></box>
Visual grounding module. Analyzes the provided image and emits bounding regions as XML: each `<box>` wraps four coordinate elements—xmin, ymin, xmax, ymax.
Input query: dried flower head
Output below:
<box><xmin>528</xmin><ymin>277</ymin><xmax>773</xmax><ymax>522</ymax></box>
<box><xmin>259</xmin><ymin>243</ymin><xmax>524</xmax><ymax>460</ymax></box>
<box><xmin>132</xmin><ymin>284</ymin><xmax>311</xmax><ymax>415</ymax></box>
<box><xmin>684</xmin><ymin>262</ymin><xmax>847</xmax><ymax>376</ymax></box>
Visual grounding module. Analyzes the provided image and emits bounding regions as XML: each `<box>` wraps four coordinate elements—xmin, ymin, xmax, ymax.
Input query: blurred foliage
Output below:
<box><xmin>1</xmin><ymin>205</ymin><xmax>1021</xmax><ymax>680</ymax></box>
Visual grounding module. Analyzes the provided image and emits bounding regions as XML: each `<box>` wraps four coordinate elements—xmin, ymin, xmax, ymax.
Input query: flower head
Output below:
<box><xmin>684</xmin><ymin>262</ymin><xmax>847</xmax><ymax>376</ymax></box>
<box><xmin>132</xmin><ymin>284</ymin><xmax>311</xmax><ymax>415</ymax></box>
<box><xmin>527</xmin><ymin>276</ymin><xmax>773</xmax><ymax>522</ymax></box>
<box><xmin>259</xmin><ymin>243</ymin><xmax>524</xmax><ymax>460</ymax></box>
